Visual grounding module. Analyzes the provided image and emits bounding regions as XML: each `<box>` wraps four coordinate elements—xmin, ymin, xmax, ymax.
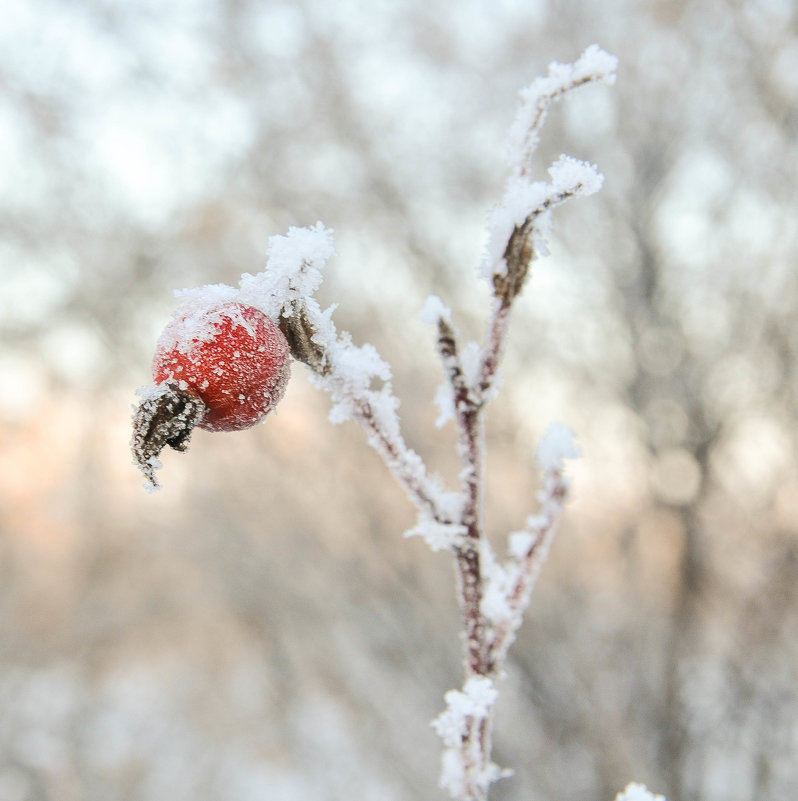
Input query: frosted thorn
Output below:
<box><xmin>131</xmin><ymin>382</ymin><xmax>207</xmax><ymax>490</ymax></box>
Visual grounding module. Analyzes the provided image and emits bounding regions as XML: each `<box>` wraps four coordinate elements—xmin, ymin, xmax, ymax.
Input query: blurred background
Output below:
<box><xmin>1</xmin><ymin>0</ymin><xmax>797</xmax><ymax>799</ymax></box>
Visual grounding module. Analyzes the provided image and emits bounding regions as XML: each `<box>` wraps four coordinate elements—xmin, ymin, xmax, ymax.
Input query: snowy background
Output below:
<box><xmin>1</xmin><ymin>1</ymin><xmax>797</xmax><ymax>800</ymax></box>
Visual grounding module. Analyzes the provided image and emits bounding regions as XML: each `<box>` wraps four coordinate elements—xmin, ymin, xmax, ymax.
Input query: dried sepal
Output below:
<box><xmin>278</xmin><ymin>301</ymin><xmax>330</xmax><ymax>375</ymax></box>
<box><xmin>131</xmin><ymin>382</ymin><xmax>207</xmax><ymax>491</ymax></box>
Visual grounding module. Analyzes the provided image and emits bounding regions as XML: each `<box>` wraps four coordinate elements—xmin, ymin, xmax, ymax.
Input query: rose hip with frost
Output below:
<box><xmin>132</xmin><ymin>299</ymin><xmax>291</xmax><ymax>490</ymax></box>
<box><xmin>154</xmin><ymin>302</ymin><xmax>290</xmax><ymax>431</ymax></box>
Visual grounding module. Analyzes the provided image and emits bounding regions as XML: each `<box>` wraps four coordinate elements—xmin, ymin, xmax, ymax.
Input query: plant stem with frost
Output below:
<box><xmin>276</xmin><ymin>46</ymin><xmax>617</xmax><ymax>801</ymax></box>
<box><xmin>133</xmin><ymin>45</ymin><xmax>620</xmax><ymax>801</ymax></box>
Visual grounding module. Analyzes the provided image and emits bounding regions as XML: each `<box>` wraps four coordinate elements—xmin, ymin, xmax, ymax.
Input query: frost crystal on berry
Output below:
<box><xmin>153</xmin><ymin>301</ymin><xmax>290</xmax><ymax>432</ymax></box>
<box><xmin>132</xmin><ymin>297</ymin><xmax>291</xmax><ymax>490</ymax></box>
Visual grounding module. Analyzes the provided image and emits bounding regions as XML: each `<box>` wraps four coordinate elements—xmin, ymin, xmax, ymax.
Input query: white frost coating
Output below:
<box><xmin>252</xmin><ymin>229</ymin><xmax>454</xmax><ymax>520</ymax></box>
<box><xmin>481</xmin><ymin>159</ymin><xmax>604</xmax><ymax>282</ymax></box>
<box><xmin>615</xmin><ymin>783</ymin><xmax>667</xmax><ymax>801</ymax></box>
<box><xmin>238</xmin><ymin>222</ymin><xmax>336</xmax><ymax>320</ymax></box>
<box><xmin>574</xmin><ymin>42</ymin><xmax>620</xmax><ymax>81</ymax></box>
<box><xmin>404</xmin><ymin>517</ymin><xmax>467</xmax><ymax>552</ymax></box>
<box><xmin>432</xmin><ymin>676</ymin><xmax>504</xmax><ymax>798</ymax></box>
<box><xmin>159</xmin><ymin>284</ymin><xmax>240</xmax><ymax>353</ymax></box>
<box><xmin>507</xmin><ymin>44</ymin><xmax>618</xmax><ymax>172</ymax></box>
<box><xmin>433</xmin><ymin>381</ymin><xmax>455</xmax><ymax>428</ymax></box>
<box><xmin>419</xmin><ymin>294</ymin><xmax>452</xmax><ymax>325</ymax></box>
<box><xmin>459</xmin><ymin>341</ymin><xmax>482</xmax><ymax>388</ymax></box>
<box><xmin>319</xmin><ymin>339</ymin><xmax>393</xmax><ymax>425</ymax></box>
<box><xmin>535</xmin><ymin>421</ymin><xmax>582</xmax><ymax>471</ymax></box>
<box><xmin>480</xmin><ymin>540</ymin><xmax>517</xmax><ymax>626</ymax></box>
<box><xmin>508</xmin><ymin>528</ymin><xmax>537</xmax><ymax>559</ymax></box>
<box><xmin>548</xmin><ymin>154</ymin><xmax>604</xmax><ymax>196</ymax></box>
<box><xmin>480</xmin><ymin>45</ymin><xmax>616</xmax><ymax>285</ymax></box>
<box><xmin>482</xmin><ymin>178</ymin><xmax>550</xmax><ymax>279</ymax></box>
<box><xmin>135</xmin><ymin>382</ymin><xmax>166</xmax><ymax>402</ymax></box>
<box><xmin>433</xmin><ymin>677</ymin><xmax>498</xmax><ymax>739</ymax></box>
<box><xmin>422</xmin><ymin>296</ymin><xmax>458</xmax><ymax>428</ymax></box>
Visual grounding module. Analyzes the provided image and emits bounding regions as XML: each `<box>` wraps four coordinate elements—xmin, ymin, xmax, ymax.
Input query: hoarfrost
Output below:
<box><xmin>135</xmin><ymin>382</ymin><xmax>166</xmax><ymax>403</ymax></box>
<box><xmin>535</xmin><ymin>421</ymin><xmax>582</xmax><ymax>471</ymax></box>
<box><xmin>548</xmin><ymin>154</ymin><xmax>604</xmax><ymax>196</ymax></box>
<box><xmin>433</xmin><ymin>382</ymin><xmax>455</xmax><ymax>428</ymax></box>
<box><xmin>431</xmin><ymin>676</ymin><xmax>507</xmax><ymax>798</ymax></box>
<box><xmin>404</xmin><ymin>517</ymin><xmax>467</xmax><ymax>552</ymax></box>
<box><xmin>239</xmin><ymin>222</ymin><xmax>336</xmax><ymax>320</ymax></box>
<box><xmin>432</xmin><ymin>677</ymin><xmax>498</xmax><ymax>742</ymax></box>
<box><xmin>460</xmin><ymin>342</ymin><xmax>485</xmax><ymax>391</ymax></box>
<box><xmin>481</xmin><ymin>160</ymin><xmax>604</xmax><ymax>283</ymax></box>
<box><xmin>479</xmin><ymin>44</ymin><xmax>616</xmax><ymax>285</ymax></box>
<box><xmin>508</xmin><ymin>528</ymin><xmax>536</xmax><ymax>559</ymax></box>
<box><xmin>507</xmin><ymin>44</ymin><xmax>618</xmax><ymax>173</ymax></box>
<box><xmin>615</xmin><ymin>783</ymin><xmax>667</xmax><ymax>801</ymax></box>
<box><xmin>419</xmin><ymin>294</ymin><xmax>452</xmax><ymax>326</ymax></box>
<box><xmin>480</xmin><ymin>542</ymin><xmax>516</xmax><ymax>626</ymax></box>
<box><xmin>159</xmin><ymin>284</ymin><xmax>240</xmax><ymax>353</ymax></box>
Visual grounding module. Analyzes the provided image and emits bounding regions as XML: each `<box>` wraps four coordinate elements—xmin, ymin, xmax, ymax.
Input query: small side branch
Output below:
<box><xmin>349</xmin><ymin>391</ymin><xmax>449</xmax><ymax>523</ymax></box>
<box><xmin>492</xmin><ymin>179</ymin><xmax>595</xmax><ymax>303</ymax></box>
<box><xmin>507</xmin><ymin>44</ymin><xmax>618</xmax><ymax>178</ymax></box>
<box><xmin>487</xmin><ymin>465</ymin><xmax>572</xmax><ymax>666</ymax></box>
<box><xmin>432</xmin><ymin>676</ymin><xmax>505</xmax><ymax>801</ymax></box>
<box><xmin>430</xmin><ymin>307</ymin><xmax>492</xmax><ymax>676</ymax></box>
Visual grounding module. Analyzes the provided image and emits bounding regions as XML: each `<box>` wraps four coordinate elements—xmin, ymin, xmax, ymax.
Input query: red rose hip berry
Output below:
<box><xmin>132</xmin><ymin>299</ymin><xmax>291</xmax><ymax>490</ymax></box>
<box><xmin>153</xmin><ymin>301</ymin><xmax>290</xmax><ymax>431</ymax></box>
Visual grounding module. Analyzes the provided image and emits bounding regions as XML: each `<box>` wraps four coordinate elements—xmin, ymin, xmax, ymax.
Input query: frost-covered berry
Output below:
<box><xmin>153</xmin><ymin>301</ymin><xmax>290</xmax><ymax>431</ymax></box>
<box><xmin>132</xmin><ymin>297</ymin><xmax>290</xmax><ymax>490</ymax></box>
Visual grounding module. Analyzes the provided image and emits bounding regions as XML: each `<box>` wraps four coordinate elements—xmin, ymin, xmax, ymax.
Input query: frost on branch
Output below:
<box><xmin>615</xmin><ymin>783</ymin><xmax>667</xmax><ymax>801</ymax></box>
<box><xmin>239</xmin><ymin>222</ymin><xmax>335</xmax><ymax>322</ymax></box>
<box><xmin>481</xmin><ymin>43</ymin><xmax>617</xmax><ymax>302</ymax></box>
<box><xmin>535</xmin><ymin>420</ymin><xmax>583</xmax><ymax>471</ymax></box>
<box><xmin>246</xmin><ymin>226</ymin><xmax>454</xmax><ymax>527</ymax></box>
<box><xmin>507</xmin><ymin>43</ymin><xmax>618</xmax><ymax>176</ymax></box>
<box><xmin>421</xmin><ymin>295</ymin><xmax>498</xmax><ymax>429</ymax></box>
<box><xmin>482</xmin><ymin>155</ymin><xmax>605</xmax><ymax>299</ymax></box>
<box><xmin>417</xmin><ymin>45</ymin><xmax>611</xmax><ymax>799</ymax></box>
<box><xmin>129</xmin><ymin>41</ymin><xmax>618</xmax><ymax>801</ymax></box>
<box><xmin>482</xmin><ymin>423</ymin><xmax>581</xmax><ymax>666</ymax></box>
<box><xmin>404</xmin><ymin>515</ymin><xmax>467</xmax><ymax>553</ymax></box>
<box><xmin>432</xmin><ymin>676</ymin><xmax>508</xmax><ymax>800</ymax></box>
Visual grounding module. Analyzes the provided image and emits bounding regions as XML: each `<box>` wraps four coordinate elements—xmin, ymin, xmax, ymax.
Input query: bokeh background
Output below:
<box><xmin>2</xmin><ymin>1</ymin><xmax>797</xmax><ymax>799</ymax></box>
